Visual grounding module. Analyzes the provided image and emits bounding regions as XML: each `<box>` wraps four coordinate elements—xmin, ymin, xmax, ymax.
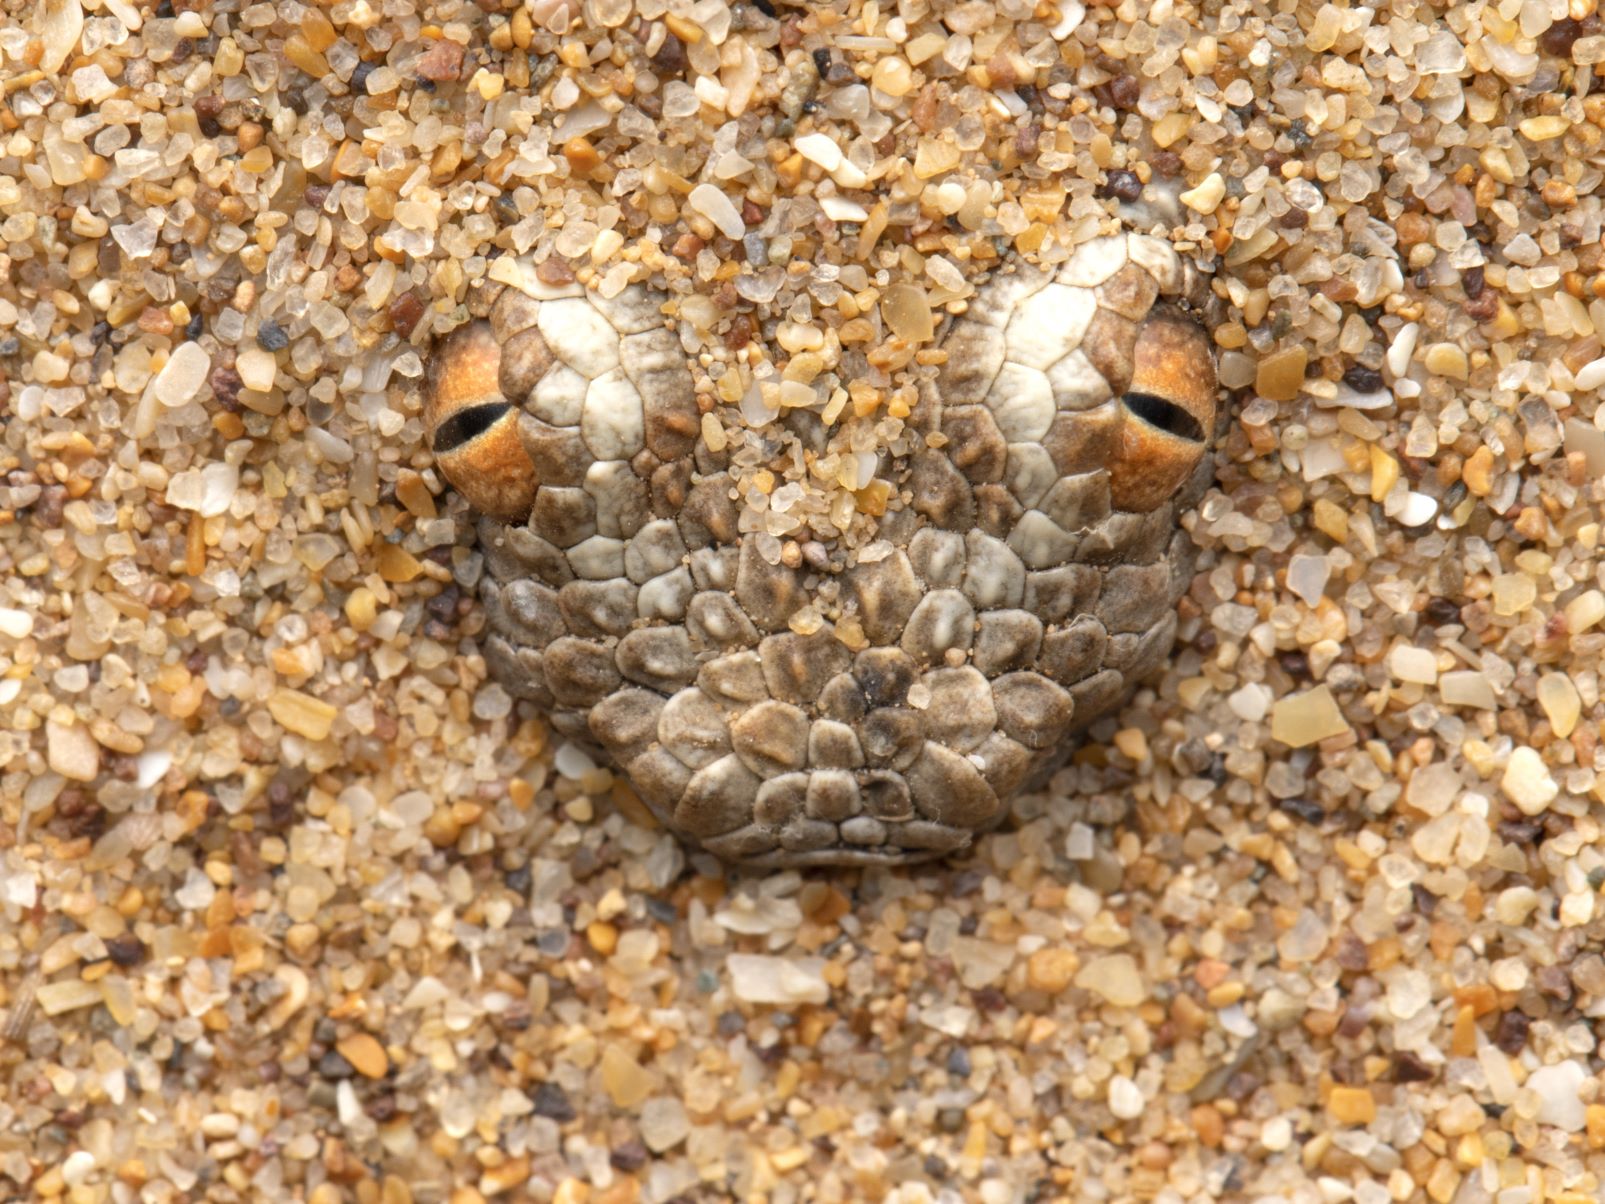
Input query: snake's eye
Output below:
<box><xmin>425</xmin><ymin>319</ymin><xmax>539</xmax><ymax>521</ymax></box>
<box><xmin>1106</xmin><ymin>308</ymin><xmax>1217</xmax><ymax>512</ymax></box>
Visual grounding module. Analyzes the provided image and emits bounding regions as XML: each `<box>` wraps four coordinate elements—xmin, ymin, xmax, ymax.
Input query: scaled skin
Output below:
<box><xmin>427</xmin><ymin>236</ymin><xmax>1218</xmax><ymax>867</ymax></box>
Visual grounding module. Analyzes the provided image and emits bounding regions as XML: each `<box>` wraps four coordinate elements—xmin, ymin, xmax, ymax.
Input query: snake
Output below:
<box><xmin>425</xmin><ymin>229</ymin><xmax>1217</xmax><ymax>867</ymax></box>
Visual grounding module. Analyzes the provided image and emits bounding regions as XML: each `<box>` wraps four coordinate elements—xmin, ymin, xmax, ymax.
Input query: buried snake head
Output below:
<box><xmin>427</xmin><ymin>236</ymin><xmax>1217</xmax><ymax>867</ymax></box>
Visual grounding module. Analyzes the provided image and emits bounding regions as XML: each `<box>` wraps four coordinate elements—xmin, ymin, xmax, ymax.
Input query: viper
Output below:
<box><xmin>425</xmin><ymin>228</ymin><xmax>1217</xmax><ymax>866</ymax></box>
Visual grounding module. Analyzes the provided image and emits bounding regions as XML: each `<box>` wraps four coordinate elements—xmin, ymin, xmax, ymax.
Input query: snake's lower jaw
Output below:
<box><xmin>430</xmin><ymin>238</ymin><xmax>1217</xmax><ymax>866</ymax></box>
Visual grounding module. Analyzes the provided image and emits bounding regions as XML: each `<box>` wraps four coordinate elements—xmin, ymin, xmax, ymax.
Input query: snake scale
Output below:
<box><xmin>426</xmin><ymin>229</ymin><xmax>1217</xmax><ymax>867</ymax></box>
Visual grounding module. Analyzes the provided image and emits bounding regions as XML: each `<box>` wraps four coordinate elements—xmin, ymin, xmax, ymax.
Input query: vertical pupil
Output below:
<box><xmin>1123</xmin><ymin>392</ymin><xmax>1204</xmax><ymax>442</ymax></box>
<box><xmin>433</xmin><ymin>402</ymin><xmax>510</xmax><ymax>452</ymax></box>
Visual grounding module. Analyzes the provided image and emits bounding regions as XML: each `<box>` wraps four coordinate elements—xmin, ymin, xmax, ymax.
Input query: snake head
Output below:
<box><xmin>426</xmin><ymin>235</ymin><xmax>1218</xmax><ymax>867</ymax></box>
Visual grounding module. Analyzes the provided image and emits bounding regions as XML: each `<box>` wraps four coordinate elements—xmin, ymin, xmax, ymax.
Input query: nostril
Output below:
<box><xmin>431</xmin><ymin>402</ymin><xmax>511</xmax><ymax>453</ymax></box>
<box><xmin>1123</xmin><ymin>391</ymin><xmax>1205</xmax><ymax>442</ymax></box>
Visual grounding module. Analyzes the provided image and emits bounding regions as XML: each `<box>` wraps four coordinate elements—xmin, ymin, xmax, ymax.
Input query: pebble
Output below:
<box><xmin>1528</xmin><ymin>1061</ymin><xmax>1587</xmax><ymax>1132</ymax></box>
<box><xmin>1385</xmin><ymin>969</ymin><xmax>1431</xmax><ymax>1020</ymax></box>
<box><xmin>1107</xmin><ymin>1076</ymin><xmax>1144</xmax><ymax>1120</ymax></box>
<box><xmin>727</xmin><ymin>954</ymin><xmax>829</xmax><ymax>1005</ymax></box>
<box><xmin>1277</xmin><ymin>909</ymin><xmax>1328</xmax><ymax>962</ymax></box>
<box><xmin>1327</xmin><ymin>1086</ymin><xmax>1376</xmax><ymax>1125</ymax></box>
<box><xmin>375</xmin><ymin>543</ymin><xmax>422</xmax><ymax>583</ymax></box>
<box><xmin>60</xmin><ymin>1151</ymin><xmax>96</xmax><ymax>1188</ymax></box>
<box><xmin>1440</xmin><ymin>671</ymin><xmax>1497</xmax><ymax>710</ymax></box>
<box><xmin>1490</xmin><ymin>958</ymin><xmax>1528</xmax><ymax>992</ymax></box>
<box><xmin>1369</xmin><ymin>447</ymin><xmax>1399</xmax><ymax>500</ymax></box>
<box><xmin>639</xmin><ymin>1097</ymin><xmax>691</xmax><ymax>1152</ymax></box>
<box><xmin>1305</xmin><ymin>4</ymin><xmax>1342</xmax><ymax>50</ymax></box>
<box><xmin>1501</xmin><ymin>746</ymin><xmax>1558</xmax><ymax>815</ymax></box>
<box><xmin>166</xmin><ymin>462</ymin><xmax>239</xmax><ymax>517</ymax></box>
<box><xmin>1494</xmin><ymin>886</ymin><xmax>1540</xmax><ymax>926</ymax></box>
<box><xmin>1422</xmin><ymin>342</ymin><xmax>1467</xmax><ymax>379</ymax></box>
<box><xmin>1393</xmin><ymin>491</ymin><xmax>1438</xmax><ymax>528</ymax></box>
<box><xmin>1227</xmin><ymin>683</ymin><xmax>1270</xmax><ymax>723</ymax></box>
<box><xmin>882</xmin><ymin>284</ymin><xmax>934</xmax><ymax>343</ymax></box>
<box><xmin>1074</xmin><ymin>955</ymin><xmax>1145</xmax><ymax>1007</ymax></box>
<box><xmin>236</xmin><ymin>346</ymin><xmax>278</xmax><ymax>392</ymax></box>
<box><xmin>553</xmin><ymin>742</ymin><xmax>596</xmax><ymax>779</ymax></box>
<box><xmin>1461</xmin><ymin>446</ymin><xmax>1495</xmax><ymax>495</ymax></box>
<box><xmin>1417</xmin><ymin>28</ymin><xmax>1466</xmax><ymax>72</ymax></box>
<box><xmin>1258</xmin><ymin>988</ymin><xmax>1304</xmax><ymax>1030</ymax></box>
<box><xmin>472</xmin><ymin>683</ymin><xmax>513</xmax><ymax>722</ymax></box>
<box><xmin>1410</xmin><ymin>812</ymin><xmax>1461</xmax><ymax>864</ymax></box>
<box><xmin>1388</xmin><ymin>645</ymin><xmax>1437</xmax><ymax>685</ymax></box>
<box><xmin>529</xmin><ymin>0</ymin><xmax>579</xmax><ymax>30</ymax></box>
<box><xmin>1178</xmin><ymin>172</ymin><xmax>1225</xmax><ymax>214</ymax></box>
<box><xmin>1569</xmin><ymin>353</ymin><xmax>1605</xmax><ymax>395</ymax></box>
<box><xmin>153</xmin><ymin>342</ymin><xmax>212</xmax><ymax>407</ymax></box>
<box><xmin>1405</xmin><ymin>762</ymin><xmax>1458</xmax><ymax>816</ymax></box>
<box><xmin>480</xmin><ymin>1155</ymin><xmax>532</xmax><ymax>1197</ymax></box>
<box><xmin>1566</xmin><ymin>589</ymin><xmax>1605</xmax><ymax>632</ymax></box>
<box><xmin>688</xmin><ymin>183</ymin><xmax>746</xmax><ymax>240</ymax></box>
<box><xmin>34</xmin><ymin>350</ymin><xmax>69</xmax><ymax>384</ymax></box>
<box><xmin>1536</xmin><ymin>673</ymin><xmax>1581</xmax><ymax>737</ymax></box>
<box><xmin>38</xmin><ymin>0</ymin><xmax>83</xmax><ymax>74</ymax></box>
<box><xmin>46</xmin><ymin>718</ymin><xmax>99</xmax><ymax>782</ymax></box>
<box><xmin>1518</xmin><ymin>115</ymin><xmax>1570</xmax><ymax>141</ymax></box>
<box><xmin>871</xmin><ymin>56</ymin><xmax>913</xmax><ymax>97</ymax></box>
<box><xmin>255</xmin><ymin>320</ymin><xmax>290</xmax><ymax>351</ymax></box>
<box><xmin>1269</xmin><ymin>686</ymin><xmax>1351</xmax><ymax>748</ymax></box>
<box><xmin>0</xmin><ymin>607</ymin><xmax>34</xmax><ymax>639</ymax></box>
<box><xmin>819</xmin><ymin>195</ymin><xmax>869</xmax><ymax>223</ymax></box>
<box><xmin>336</xmin><ymin>1033</ymin><xmax>389</xmax><ymax>1079</ymax></box>
<box><xmin>1255</xmin><ymin>346</ymin><xmax>1307</xmax><ymax>401</ymax></box>
<box><xmin>1286</xmin><ymin>553</ymin><xmax>1329</xmax><ymax>606</ymax></box>
<box><xmin>700</xmin><ymin>411</ymin><xmax>727</xmax><ymax>453</ymax></box>
<box><xmin>600</xmin><ymin>1045</ymin><xmax>657</xmax><ymax>1109</ymax></box>
<box><xmin>1260</xmin><ymin>1116</ymin><xmax>1292</xmax><ymax>1152</ymax></box>
<box><xmin>1435</xmin><ymin>1094</ymin><xmax>1483</xmax><ymax>1137</ymax></box>
<box><xmin>1560</xmin><ymin>891</ymin><xmax>1594</xmax><ymax>926</ymax></box>
<box><xmin>1026</xmin><ymin>948</ymin><xmax>1078</xmax><ymax>994</ymax></box>
<box><xmin>531</xmin><ymin>1081</ymin><xmax>576</xmax><ymax>1122</ymax></box>
<box><xmin>268</xmin><ymin>688</ymin><xmax>339</xmax><ymax>741</ymax></box>
<box><xmin>1385</xmin><ymin>322</ymin><xmax>1419</xmax><ymax>378</ymax></box>
<box><xmin>1590</xmin><ymin>1106</ymin><xmax>1605</xmax><ymax>1149</ymax></box>
<box><xmin>35</xmin><ymin>979</ymin><xmax>100</xmax><ymax>1017</ymax></box>
<box><xmin>795</xmin><ymin>132</ymin><xmax>843</xmax><ymax>171</ymax></box>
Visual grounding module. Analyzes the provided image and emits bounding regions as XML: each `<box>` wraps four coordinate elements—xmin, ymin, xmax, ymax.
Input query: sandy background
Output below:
<box><xmin>4</xmin><ymin>0</ymin><xmax>1605</xmax><ymax>1200</ymax></box>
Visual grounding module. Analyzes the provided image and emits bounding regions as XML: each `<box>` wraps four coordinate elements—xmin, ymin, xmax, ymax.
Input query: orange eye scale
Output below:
<box><xmin>1107</xmin><ymin>309</ymin><xmax>1218</xmax><ymax>513</ymax></box>
<box><xmin>424</xmin><ymin>320</ymin><xmax>539</xmax><ymax>522</ymax></box>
